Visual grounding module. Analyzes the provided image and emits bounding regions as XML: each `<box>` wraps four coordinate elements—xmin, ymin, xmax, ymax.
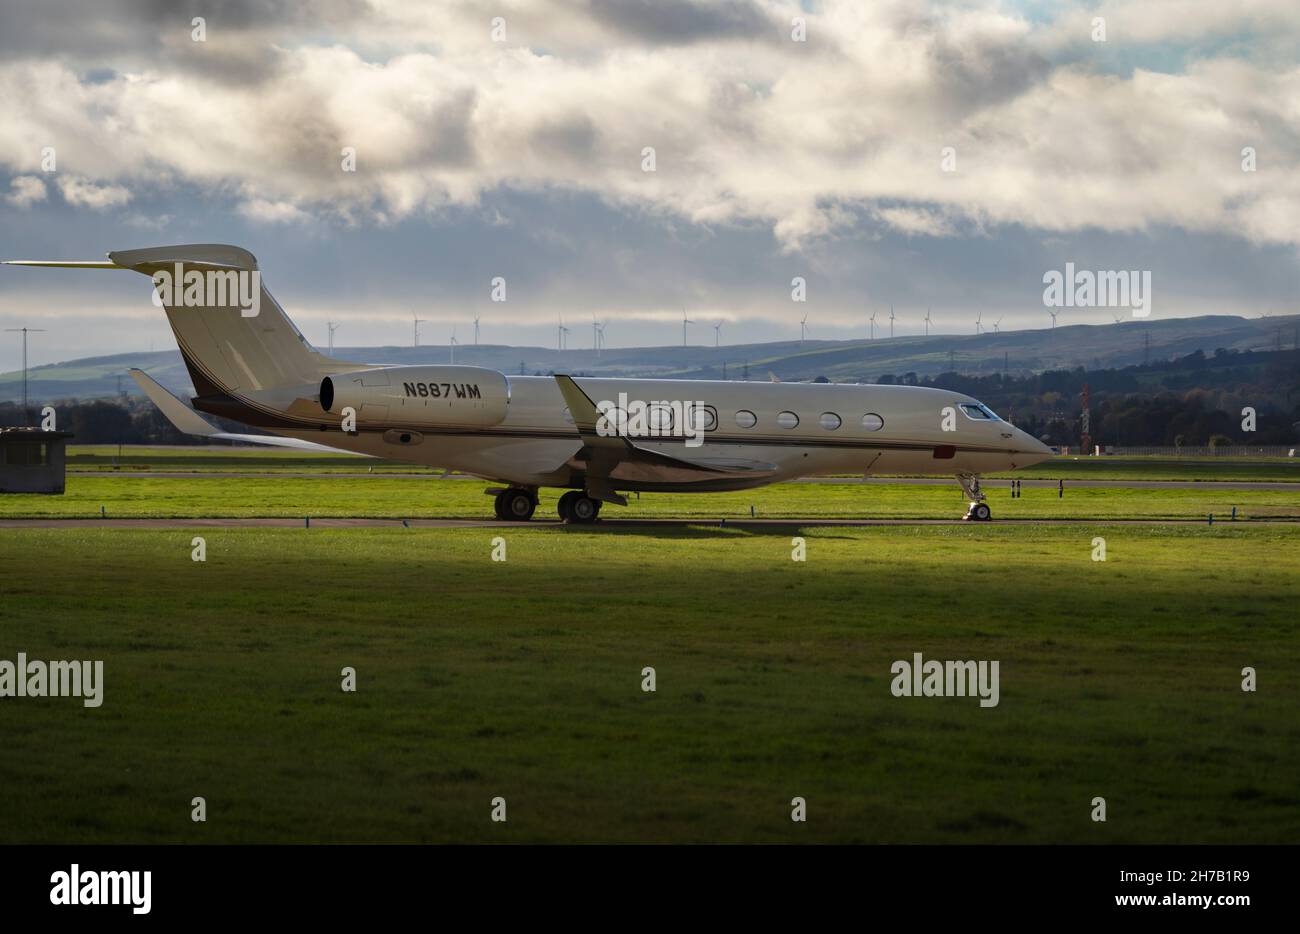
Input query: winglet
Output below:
<box><xmin>553</xmin><ymin>374</ymin><xmax>624</xmax><ymax>449</ymax></box>
<box><xmin>128</xmin><ymin>368</ymin><xmax>218</xmax><ymax>436</ymax></box>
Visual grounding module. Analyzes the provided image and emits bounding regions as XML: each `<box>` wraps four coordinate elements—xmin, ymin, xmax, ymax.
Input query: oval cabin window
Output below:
<box><xmin>648</xmin><ymin>405</ymin><xmax>674</xmax><ymax>431</ymax></box>
<box><xmin>602</xmin><ymin>407</ymin><xmax>628</xmax><ymax>432</ymax></box>
<box><xmin>819</xmin><ymin>412</ymin><xmax>841</xmax><ymax>431</ymax></box>
<box><xmin>777</xmin><ymin>411</ymin><xmax>799</xmax><ymax>429</ymax></box>
<box><xmin>861</xmin><ymin>413</ymin><xmax>884</xmax><ymax>431</ymax></box>
<box><xmin>735</xmin><ymin>410</ymin><xmax>757</xmax><ymax>429</ymax></box>
<box><xmin>691</xmin><ymin>406</ymin><xmax>717</xmax><ymax>431</ymax></box>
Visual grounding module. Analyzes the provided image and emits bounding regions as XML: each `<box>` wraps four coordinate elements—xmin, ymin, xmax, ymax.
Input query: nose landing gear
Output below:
<box><xmin>957</xmin><ymin>473</ymin><xmax>992</xmax><ymax>521</ymax></box>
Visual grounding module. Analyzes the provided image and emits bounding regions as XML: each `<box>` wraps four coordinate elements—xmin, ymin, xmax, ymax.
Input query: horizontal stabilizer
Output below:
<box><xmin>1</xmin><ymin>260</ymin><xmax>127</xmax><ymax>269</ymax></box>
<box><xmin>129</xmin><ymin>368</ymin><xmax>220</xmax><ymax>436</ymax></box>
<box><xmin>128</xmin><ymin>368</ymin><xmax>360</xmax><ymax>455</ymax></box>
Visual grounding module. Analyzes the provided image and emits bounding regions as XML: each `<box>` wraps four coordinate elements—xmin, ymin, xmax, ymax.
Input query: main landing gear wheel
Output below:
<box><xmin>494</xmin><ymin>488</ymin><xmax>536</xmax><ymax>521</ymax></box>
<box><xmin>557</xmin><ymin>490</ymin><xmax>601</xmax><ymax>524</ymax></box>
<box><xmin>967</xmin><ymin>502</ymin><xmax>992</xmax><ymax>522</ymax></box>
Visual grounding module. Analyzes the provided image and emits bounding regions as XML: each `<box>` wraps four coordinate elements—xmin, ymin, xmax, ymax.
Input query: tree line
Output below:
<box><xmin>2</xmin><ymin>347</ymin><xmax>1296</xmax><ymax>447</ymax></box>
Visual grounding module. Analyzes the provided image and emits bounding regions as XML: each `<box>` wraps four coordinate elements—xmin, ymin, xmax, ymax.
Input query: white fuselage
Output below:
<box><xmin>272</xmin><ymin>374</ymin><xmax>1051</xmax><ymax>490</ymax></box>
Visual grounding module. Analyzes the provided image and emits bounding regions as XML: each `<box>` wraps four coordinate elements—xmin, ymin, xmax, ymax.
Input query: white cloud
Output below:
<box><xmin>4</xmin><ymin>175</ymin><xmax>47</xmax><ymax>208</ymax></box>
<box><xmin>0</xmin><ymin>0</ymin><xmax>1295</xmax><ymax>250</ymax></box>
<box><xmin>872</xmin><ymin>206</ymin><xmax>958</xmax><ymax>238</ymax></box>
<box><xmin>124</xmin><ymin>211</ymin><xmax>173</xmax><ymax>230</ymax></box>
<box><xmin>57</xmin><ymin>174</ymin><xmax>131</xmax><ymax>210</ymax></box>
<box><xmin>238</xmin><ymin>198</ymin><xmax>312</xmax><ymax>224</ymax></box>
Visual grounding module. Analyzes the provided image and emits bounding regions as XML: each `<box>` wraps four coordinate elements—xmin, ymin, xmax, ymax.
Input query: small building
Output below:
<box><xmin>0</xmin><ymin>428</ymin><xmax>73</xmax><ymax>494</ymax></box>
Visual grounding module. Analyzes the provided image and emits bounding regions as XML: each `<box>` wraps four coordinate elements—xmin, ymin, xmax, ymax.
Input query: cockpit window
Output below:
<box><xmin>960</xmin><ymin>403</ymin><xmax>999</xmax><ymax>420</ymax></box>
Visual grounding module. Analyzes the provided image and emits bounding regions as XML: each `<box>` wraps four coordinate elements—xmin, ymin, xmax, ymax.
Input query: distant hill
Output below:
<box><xmin>2</xmin><ymin>313</ymin><xmax>1297</xmax><ymax>403</ymax></box>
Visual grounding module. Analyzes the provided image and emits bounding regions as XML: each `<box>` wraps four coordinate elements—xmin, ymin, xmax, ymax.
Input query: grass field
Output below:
<box><xmin>2</xmin><ymin>474</ymin><xmax>1297</xmax><ymax>520</ymax></box>
<box><xmin>0</xmin><ymin>524</ymin><xmax>1296</xmax><ymax>843</ymax></box>
<box><xmin>65</xmin><ymin>445</ymin><xmax>1300</xmax><ymax>482</ymax></box>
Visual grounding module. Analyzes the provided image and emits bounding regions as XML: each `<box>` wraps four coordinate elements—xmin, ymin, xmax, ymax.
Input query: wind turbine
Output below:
<box><xmin>713</xmin><ymin>319</ymin><xmax>724</xmax><ymax>347</ymax></box>
<box><xmin>412</xmin><ymin>311</ymin><xmax>427</xmax><ymax>348</ymax></box>
<box><xmin>975</xmin><ymin>312</ymin><xmax>983</xmax><ymax>335</ymax></box>
<box><xmin>924</xmin><ymin>308</ymin><xmax>933</xmax><ymax>337</ymax></box>
<box><xmin>327</xmin><ymin>321</ymin><xmax>340</xmax><ymax>355</ymax></box>
<box><xmin>993</xmin><ymin>317</ymin><xmax>1003</xmax><ymax>334</ymax></box>
<box><xmin>869</xmin><ymin>310</ymin><xmax>878</xmax><ymax>340</ymax></box>
<box><xmin>1048</xmin><ymin>310</ymin><xmax>1058</xmax><ymax>330</ymax></box>
<box><xmin>449</xmin><ymin>328</ymin><xmax>459</xmax><ymax>364</ymax></box>
<box><xmin>557</xmin><ymin>316</ymin><xmax>570</xmax><ymax>351</ymax></box>
<box><xmin>1112</xmin><ymin>314</ymin><xmax>1124</xmax><ymax>326</ymax></box>
<box><xmin>594</xmin><ymin>318</ymin><xmax>607</xmax><ymax>356</ymax></box>
<box><xmin>799</xmin><ymin>313</ymin><xmax>809</xmax><ymax>347</ymax></box>
<box><xmin>473</xmin><ymin>314</ymin><xmax>481</xmax><ymax>345</ymax></box>
<box><xmin>682</xmin><ymin>307</ymin><xmax>693</xmax><ymax>347</ymax></box>
<box><xmin>889</xmin><ymin>305</ymin><xmax>896</xmax><ymax>339</ymax></box>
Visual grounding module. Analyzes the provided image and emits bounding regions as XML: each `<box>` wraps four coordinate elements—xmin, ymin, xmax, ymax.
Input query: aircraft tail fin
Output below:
<box><xmin>112</xmin><ymin>244</ymin><xmax>361</xmax><ymax>395</ymax></box>
<box><xmin>7</xmin><ymin>244</ymin><xmax>361</xmax><ymax>398</ymax></box>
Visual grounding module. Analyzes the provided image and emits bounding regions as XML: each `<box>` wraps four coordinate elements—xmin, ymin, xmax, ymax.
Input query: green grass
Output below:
<box><xmin>1</xmin><ymin>475</ymin><xmax>1296</xmax><ymax>520</ymax></box>
<box><xmin>0</xmin><ymin>524</ymin><xmax>1296</xmax><ymax>843</ymax></box>
<box><xmin>67</xmin><ymin>445</ymin><xmax>417</xmax><ymax>473</ymax></box>
<box><xmin>1011</xmin><ymin>457</ymin><xmax>1299</xmax><ymax>483</ymax></box>
<box><xmin>64</xmin><ymin>446</ymin><xmax>1300</xmax><ymax>481</ymax></box>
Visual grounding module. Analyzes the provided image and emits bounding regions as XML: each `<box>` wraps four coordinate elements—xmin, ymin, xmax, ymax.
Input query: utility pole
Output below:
<box><xmin>5</xmin><ymin>327</ymin><xmax>46</xmax><ymax>425</ymax></box>
<box><xmin>1080</xmin><ymin>383</ymin><xmax>1092</xmax><ymax>454</ymax></box>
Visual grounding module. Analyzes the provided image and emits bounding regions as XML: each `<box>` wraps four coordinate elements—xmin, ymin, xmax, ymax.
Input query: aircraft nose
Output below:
<box><xmin>1013</xmin><ymin>427</ymin><xmax>1052</xmax><ymax>463</ymax></box>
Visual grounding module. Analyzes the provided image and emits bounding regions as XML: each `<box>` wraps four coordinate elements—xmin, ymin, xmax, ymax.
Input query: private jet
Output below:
<box><xmin>4</xmin><ymin>244</ymin><xmax>1050</xmax><ymax>522</ymax></box>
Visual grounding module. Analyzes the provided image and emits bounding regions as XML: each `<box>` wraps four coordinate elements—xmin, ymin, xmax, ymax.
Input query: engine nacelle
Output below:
<box><xmin>320</xmin><ymin>365</ymin><xmax>510</xmax><ymax>428</ymax></box>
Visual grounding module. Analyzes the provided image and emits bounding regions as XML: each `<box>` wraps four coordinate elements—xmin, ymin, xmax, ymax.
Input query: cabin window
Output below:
<box><xmin>690</xmin><ymin>406</ymin><xmax>717</xmax><ymax>431</ymax></box>
<box><xmin>601</xmin><ymin>407</ymin><xmax>628</xmax><ymax>432</ymax></box>
<box><xmin>818</xmin><ymin>412</ymin><xmax>841</xmax><ymax>431</ymax></box>
<box><xmin>735</xmin><ymin>410</ymin><xmax>757</xmax><ymax>429</ymax></box>
<box><xmin>776</xmin><ymin>411</ymin><xmax>799</xmax><ymax>429</ymax></box>
<box><xmin>861</xmin><ymin>413</ymin><xmax>884</xmax><ymax>431</ymax></box>
<box><xmin>648</xmin><ymin>405</ymin><xmax>674</xmax><ymax>431</ymax></box>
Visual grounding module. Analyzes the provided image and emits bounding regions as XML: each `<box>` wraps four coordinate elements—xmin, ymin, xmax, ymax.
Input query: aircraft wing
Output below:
<box><xmin>552</xmin><ymin>375</ymin><xmax>777</xmax><ymax>498</ymax></box>
<box><xmin>128</xmin><ymin>368</ymin><xmax>362</xmax><ymax>455</ymax></box>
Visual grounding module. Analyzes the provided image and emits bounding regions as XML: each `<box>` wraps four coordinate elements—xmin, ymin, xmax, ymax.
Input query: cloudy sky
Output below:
<box><xmin>0</xmin><ymin>0</ymin><xmax>1297</xmax><ymax>370</ymax></box>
